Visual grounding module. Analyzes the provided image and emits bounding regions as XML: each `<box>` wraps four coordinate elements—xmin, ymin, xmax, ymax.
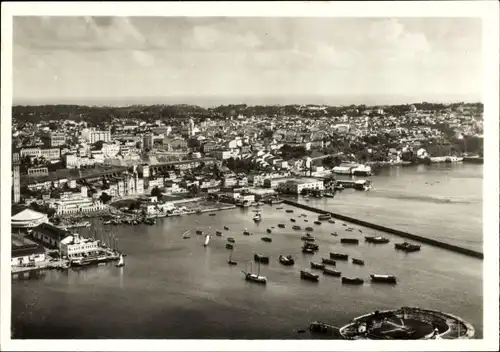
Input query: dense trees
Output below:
<box><xmin>99</xmin><ymin>192</ymin><xmax>112</xmax><ymax>204</ymax></box>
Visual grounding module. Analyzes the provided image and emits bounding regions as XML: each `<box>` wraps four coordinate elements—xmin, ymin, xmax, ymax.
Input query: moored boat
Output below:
<box><xmin>370</xmin><ymin>274</ymin><xmax>397</xmax><ymax>284</ymax></box>
<box><xmin>341</xmin><ymin>238</ymin><xmax>359</xmax><ymax>244</ymax></box>
<box><xmin>115</xmin><ymin>254</ymin><xmax>125</xmax><ymax>268</ymax></box>
<box><xmin>303</xmin><ymin>242</ymin><xmax>319</xmax><ymax>251</ymax></box>
<box><xmin>242</xmin><ymin>262</ymin><xmax>267</xmax><ymax>284</ymax></box>
<box><xmin>328</xmin><ymin>219</ymin><xmax>335</xmax><ymax>224</ymax></box>
<box><xmin>228</xmin><ymin>249</ymin><xmax>237</xmax><ymax>265</ymax></box>
<box><xmin>196</xmin><ymin>230</ymin><xmax>203</xmax><ymax>235</ymax></box>
<box><xmin>243</xmin><ymin>229</ymin><xmax>252</xmax><ymax>236</ymax></box>
<box><xmin>254</xmin><ymin>254</ymin><xmax>270</xmax><ymax>264</ymax></box>
<box><xmin>301</xmin><ymin>235</ymin><xmax>315</xmax><ymax>242</ymax></box>
<box><xmin>305</xmin><ymin>226</ymin><xmax>314</xmax><ymax>231</ymax></box>
<box><xmin>365</xmin><ymin>236</ymin><xmax>390</xmax><ymax>244</ymax></box>
<box><xmin>225</xmin><ymin>243</ymin><xmax>234</xmax><ymax>249</ymax></box>
<box><xmin>215</xmin><ymin>231</ymin><xmax>222</xmax><ymax>236</ymax></box>
<box><xmin>310</xmin><ymin>262</ymin><xmax>325</xmax><ymax>270</ymax></box>
<box><xmin>290</xmin><ymin>218</ymin><xmax>296</xmax><ymax>222</ymax></box>
<box><xmin>395</xmin><ymin>242</ymin><xmax>421</xmax><ymax>252</ymax></box>
<box><xmin>323</xmin><ymin>267</ymin><xmax>341</xmax><ymax>276</ymax></box>
<box><xmin>314</xmin><ymin>221</ymin><xmax>322</xmax><ymax>225</ymax></box>
<box><xmin>330</xmin><ymin>252</ymin><xmax>348</xmax><ymax>260</ymax></box>
<box><xmin>227</xmin><ymin>237</ymin><xmax>235</xmax><ymax>243</ymax></box>
<box><xmin>266</xmin><ymin>228</ymin><xmax>272</xmax><ymax>233</ymax></box>
<box><xmin>341</xmin><ymin>276</ymin><xmax>364</xmax><ymax>285</ymax></box>
<box><xmin>203</xmin><ymin>234</ymin><xmax>211</xmax><ymax>247</ymax></box>
<box><xmin>321</xmin><ymin>258</ymin><xmax>336</xmax><ymax>266</ymax></box>
<box><xmin>352</xmin><ymin>258</ymin><xmax>365</xmax><ymax>266</ymax></box>
<box><xmin>331</xmin><ymin>232</ymin><xmax>338</xmax><ymax>236</ymax></box>
<box><xmin>279</xmin><ymin>255</ymin><xmax>295</xmax><ymax>266</ymax></box>
<box><xmin>318</xmin><ymin>214</ymin><xmax>332</xmax><ymax>221</ymax></box>
<box><xmin>292</xmin><ymin>225</ymin><xmax>301</xmax><ymax>230</ymax></box>
<box><xmin>224</xmin><ymin>226</ymin><xmax>229</xmax><ymax>230</ymax></box>
<box><xmin>300</xmin><ymin>270</ymin><xmax>319</xmax><ymax>282</ymax></box>
<box><xmin>253</xmin><ymin>213</ymin><xmax>262</xmax><ymax>222</ymax></box>
<box><xmin>209</xmin><ymin>213</ymin><xmax>216</xmax><ymax>216</ymax></box>
<box><xmin>302</xmin><ymin>247</ymin><xmax>315</xmax><ymax>254</ymax></box>
<box><xmin>286</xmin><ymin>209</ymin><xmax>294</xmax><ymax>213</ymax></box>
<box><xmin>261</xmin><ymin>236</ymin><xmax>272</xmax><ymax>243</ymax></box>
<box><xmin>182</xmin><ymin>230</ymin><xmax>191</xmax><ymax>239</ymax></box>
<box><xmin>277</xmin><ymin>224</ymin><xmax>285</xmax><ymax>228</ymax></box>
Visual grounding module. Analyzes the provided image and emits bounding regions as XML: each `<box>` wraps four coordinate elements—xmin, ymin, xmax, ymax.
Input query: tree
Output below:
<box><xmin>99</xmin><ymin>192</ymin><xmax>112</xmax><ymax>204</ymax></box>
<box><xmin>188</xmin><ymin>184</ymin><xmax>200</xmax><ymax>197</ymax></box>
<box><xmin>151</xmin><ymin>186</ymin><xmax>163</xmax><ymax>198</ymax></box>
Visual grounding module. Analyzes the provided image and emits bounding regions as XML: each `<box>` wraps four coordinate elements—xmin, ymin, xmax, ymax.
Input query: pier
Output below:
<box><xmin>282</xmin><ymin>200</ymin><xmax>483</xmax><ymax>259</ymax></box>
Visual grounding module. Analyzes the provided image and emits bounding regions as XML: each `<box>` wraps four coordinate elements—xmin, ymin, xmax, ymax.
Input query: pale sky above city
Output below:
<box><xmin>13</xmin><ymin>17</ymin><xmax>483</xmax><ymax>106</ymax></box>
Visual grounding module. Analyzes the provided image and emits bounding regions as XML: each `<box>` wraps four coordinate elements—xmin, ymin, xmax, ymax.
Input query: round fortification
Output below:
<box><xmin>339</xmin><ymin>307</ymin><xmax>475</xmax><ymax>340</ymax></box>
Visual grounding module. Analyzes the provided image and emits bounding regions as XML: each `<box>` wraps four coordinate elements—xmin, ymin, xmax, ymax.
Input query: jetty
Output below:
<box><xmin>282</xmin><ymin>200</ymin><xmax>483</xmax><ymax>259</ymax></box>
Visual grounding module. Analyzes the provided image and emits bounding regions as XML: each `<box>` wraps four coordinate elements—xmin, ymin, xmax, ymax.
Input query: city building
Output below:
<box><xmin>89</xmin><ymin>130</ymin><xmax>112</xmax><ymax>144</ymax></box>
<box><xmin>40</xmin><ymin>148</ymin><xmax>61</xmax><ymax>161</ymax></box>
<box><xmin>60</xmin><ymin>234</ymin><xmax>100</xmax><ymax>259</ymax></box>
<box><xmin>11</xmin><ymin>209</ymin><xmax>49</xmax><ymax>229</ymax></box>
<box><xmin>27</xmin><ymin>167</ymin><xmax>49</xmax><ymax>176</ymax></box>
<box><xmin>50</xmin><ymin>133</ymin><xmax>66</xmax><ymax>147</ymax></box>
<box><xmin>143</xmin><ymin>133</ymin><xmax>154</xmax><ymax>150</ymax></box>
<box><xmin>53</xmin><ymin>193</ymin><xmax>107</xmax><ymax>215</ymax></box>
<box><xmin>277</xmin><ymin>178</ymin><xmax>324</xmax><ymax>194</ymax></box>
<box><xmin>12</xmin><ymin>242</ymin><xmax>46</xmax><ymax>266</ymax></box>
<box><xmin>31</xmin><ymin>222</ymin><xmax>70</xmax><ymax>249</ymax></box>
<box><xmin>12</xmin><ymin>152</ymin><xmax>20</xmax><ymax>203</ymax></box>
<box><xmin>20</xmin><ymin>147</ymin><xmax>42</xmax><ymax>158</ymax></box>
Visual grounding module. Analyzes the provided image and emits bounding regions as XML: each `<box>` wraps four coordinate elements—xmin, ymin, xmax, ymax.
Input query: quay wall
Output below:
<box><xmin>282</xmin><ymin>200</ymin><xmax>483</xmax><ymax>259</ymax></box>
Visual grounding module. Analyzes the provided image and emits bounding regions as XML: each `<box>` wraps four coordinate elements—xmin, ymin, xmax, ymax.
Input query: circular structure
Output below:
<box><xmin>11</xmin><ymin>209</ymin><xmax>49</xmax><ymax>229</ymax></box>
<box><xmin>339</xmin><ymin>307</ymin><xmax>475</xmax><ymax>340</ymax></box>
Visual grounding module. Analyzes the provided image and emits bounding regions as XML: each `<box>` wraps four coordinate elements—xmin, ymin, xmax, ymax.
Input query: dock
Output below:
<box><xmin>282</xmin><ymin>200</ymin><xmax>483</xmax><ymax>259</ymax></box>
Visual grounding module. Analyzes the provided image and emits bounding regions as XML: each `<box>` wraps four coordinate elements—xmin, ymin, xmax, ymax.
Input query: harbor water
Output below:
<box><xmin>11</xmin><ymin>164</ymin><xmax>483</xmax><ymax>339</ymax></box>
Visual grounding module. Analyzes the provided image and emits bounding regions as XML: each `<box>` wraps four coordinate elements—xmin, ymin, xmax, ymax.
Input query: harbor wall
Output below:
<box><xmin>282</xmin><ymin>200</ymin><xmax>483</xmax><ymax>259</ymax></box>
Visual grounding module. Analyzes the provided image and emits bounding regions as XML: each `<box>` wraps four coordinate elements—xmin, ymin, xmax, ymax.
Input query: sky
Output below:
<box><xmin>13</xmin><ymin>17</ymin><xmax>483</xmax><ymax>106</ymax></box>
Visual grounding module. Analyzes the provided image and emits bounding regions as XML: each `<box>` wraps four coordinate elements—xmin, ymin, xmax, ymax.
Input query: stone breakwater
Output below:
<box><xmin>282</xmin><ymin>200</ymin><xmax>483</xmax><ymax>260</ymax></box>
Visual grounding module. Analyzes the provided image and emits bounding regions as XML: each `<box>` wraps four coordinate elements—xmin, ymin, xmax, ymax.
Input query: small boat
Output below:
<box><xmin>342</xmin><ymin>223</ymin><xmax>347</xmax><ymax>226</ymax></box>
<box><xmin>341</xmin><ymin>276</ymin><xmax>364</xmax><ymax>285</ymax></box>
<box><xmin>370</xmin><ymin>274</ymin><xmax>397</xmax><ymax>284</ymax></box>
<box><xmin>318</xmin><ymin>214</ymin><xmax>331</xmax><ymax>221</ymax></box>
<box><xmin>254</xmin><ymin>254</ymin><xmax>269</xmax><ymax>264</ymax></box>
<box><xmin>328</xmin><ymin>219</ymin><xmax>335</xmax><ymax>224</ymax></box>
<box><xmin>276</xmin><ymin>207</ymin><xmax>284</xmax><ymax>210</ymax></box>
<box><xmin>227</xmin><ymin>237</ymin><xmax>235</xmax><ymax>243</ymax></box>
<box><xmin>243</xmin><ymin>229</ymin><xmax>252</xmax><ymax>236</ymax></box>
<box><xmin>303</xmin><ymin>243</ymin><xmax>319</xmax><ymax>251</ymax></box>
<box><xmin>115</xmin><ymin>254</ymin><xmax>125</xmax><ymax>268</ymax></box>
<box><xmin>215</xmin><ymin>231</ymin><xmax>222</xmax><ymax>236</ymax></box>
<box><xmin>305</xmin><ymin>226</ymin><xmax>314</xmax><ymax>231</ymax></box>
<box><xmin>144</xmin><ymin>218</ymin><xmax>156</xmax><ymax>225</ymax></box>
<box><xmin>314</xmin><ymin>221</ymin><xmax>322</xmax><ymax>225</ymax></box>
<box><xmin>285</xmin><ymin>209</ymin><xmax>294</xmax><ymax>213</ymax></box>
<box><xmin>358</xmin><ymin>229</ymin><xmax>363</xmax><ymax>233</ymax></box>
<box><xmin>331</xmin><ymin>232</ymin><xmax>338</xmax><ymax>236</ymax></box>
<box><xmin>290</xmin><ymin>218</ymin><xmax>296</xmax><ymax>222</ymax></box>
<box><xmin>304</xmin><ymin>219</ymin><xmax>309</xmax><ymax>222</ymax></box>
<box><xmin>292</xmin><ymin>225</ymin><xmax>301</xmax><ymax>230</ymax></box>
<box><xmin>203</xmin><ymin>234</ymin><xmax>211</xmax><ymax>247</ymax></box>
<box><xmin>310</xmin><ymin>262</ymin><xmax>325</xmax><ymax>270</ymax></box>
<box><xmin>196</xmin><ymin>230</ymin><xmax>203</xmax><ymax>235</ymax></box>
<box><xmin>321</xmin><ymin>258</ymin><xmax>336</xmax><ymax>266</ymax></box>
<box><xmin>209</xmin><ymin>213</ymin><xmax>216</xmax><ymax>216</ymax></box>
<box><xmin>341</xmin><ymin>238</ymin><xmax>359</xmax><ymax>244</ymax></box>
<box><xmin>266</xmin><ymin>228</ymin><xmax>272</xmax><ymax>233</ymax></box>
<box><xmin>103</xmin><ymin>220</ymin><xmax>112</xmax><ymax>225</ymax></box>
<box><xmin>228</xmin><ymin>250</ymin><xmax>237</xmax><ymax>266</ymax></box>
<box><xmin>261</xmin><ymin>237</ymin><xmax>272</xmax><ymax>243</ymax></box>
<box><xmin>330</xmin><ymin>252</ymin><xmax>348</xmax><ymax>260</ymax></box>
<box><xmin>323</xmin><ymin>267</ymin><xmax>341</xmax><ymax>276</ymax></box>
<box><xmin>253</xmin><ymin>213</ymin><xmax>262</xmax><ymax>222</ymax></box>
<box><xmin>301</xmin><ymin>213</ymin><xmax>307</xmax><ymax>217</ymax></box>
<box><xmin>182</xmin><ymin>230</ymin><xmax>191</xmax><ymax>239</ymax></box>
<box><xmin>352</xmin><ymin>258</ymin><xmax>365</xmax><ymax>266</ymax></box>
<box><xmin>302</xmin><ymin>247</ymin><xmax>315</xmax><ymax>254</ymax></box>
<box><xmin>300</xmin><ymin>270</ymin><xmax>319</xmax><ymax>282</ymax></box>
<box><xmin>323</xmin><ymin>193</ymin><xmax>334</xmax><ymax>198</ymax></box>
<box><xmin>301</xmin><ymin>235</ymin><xmax>315</xmax><ymax>242</ymax></box>
<box><xmin>224</xmin><ymin>226</ymin><xmax>229</xmax><ymax>231</ymax></box>
<box><xmin>365</xmin><ymin>236</ymin><xmax>390</xmax><ymax>244</ymax></box>
<box><xmin>395</xmin><ymin>242</ymin><xmax>421</xmax><ymax>252</ymax></box>
<box><xmin>226</xmin><ymin>243</ymin><xmax>234</xmax><ymax>250</ymax></box>
<box><xmin>242</xmin><ymin>262</ymin><xmax>267</xmax><ymax>284</ymax></box>
<box><xmin>279</xmin><ymin>255</ymin><xmax>295</xmax><ymax>266</ymax></box>
<box><xmin>277</xmin><ymin>224</ymin><xmax>285</xmax><ymax>228</ymax></box>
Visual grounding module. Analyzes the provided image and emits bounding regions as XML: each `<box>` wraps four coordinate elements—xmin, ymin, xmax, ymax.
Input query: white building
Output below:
<box><xmin>53</xmin><ymin>194</ymin><xmax>106</xmax><ymax>215</ymax></box>
<box><xmin>277</xmin><ymin>178</ymin><xmax>324</xmax><ymax>194</ymax></box>
<box><xmin>60</xmin><ymin>234</ymin><xmax>100</xmax><ymax>259</ymax></box>
<box><xmin>89</xmin><ymin>130</ymin><xmax>111</xmax><ymax>144</ymax></box>
<box><xmin>102</xmin><ymin>143</ymin><xmax>120</xmax><ymax>158</ymax></box>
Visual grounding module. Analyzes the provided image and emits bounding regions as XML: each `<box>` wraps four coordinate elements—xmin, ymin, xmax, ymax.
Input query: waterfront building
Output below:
<box><xmin>31</xmin><ymin>222</ymin><xmax>70</xmax><ymax>249</ymax></box>
<box><xmin>11</xmin><ymin>209</ymin><xmax>49</xmax><ymax>229</ymax></box>
<box><xmin>60</xmin><ymin>234</ymin><xmax>100</xmax><ymax>259</ymax></box>
<box><xmin>53</xmin><ymin>194</ymin><xmax>106</xmax><ymax>215</ymax></box>
<box><xmin>277</xmin><ymin>178</ymin><xmax>324</xmax><ymax>194</ymax></box>
<box><xmin>11</xmin><ymin>243</ymin><xmax>46</xmax><ymax>266</ymax></box>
